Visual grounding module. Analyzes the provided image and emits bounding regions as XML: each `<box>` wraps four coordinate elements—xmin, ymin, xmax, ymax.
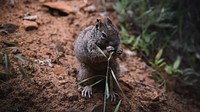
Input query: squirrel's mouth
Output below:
<box><xmin>95</xmin><ymin>43</ymin><xmax>107</xmax><ymax>50</ymax></box>
<box><xmin>95</xmin><ymin>43</ymin><xmax>105</xmax><ymax>50</ymax></box>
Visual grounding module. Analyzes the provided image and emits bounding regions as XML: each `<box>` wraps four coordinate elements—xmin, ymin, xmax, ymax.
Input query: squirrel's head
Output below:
<box><xmin>95</xmin><ymin>18</ymin><xmax>120</xmax><ymax>49</ymax></box>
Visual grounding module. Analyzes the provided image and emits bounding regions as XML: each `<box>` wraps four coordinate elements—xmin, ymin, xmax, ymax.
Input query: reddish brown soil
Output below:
<box><xmin>0</xmin><ymin>0</ymin><xmax>200</xmax><ymax>112</ymax></box>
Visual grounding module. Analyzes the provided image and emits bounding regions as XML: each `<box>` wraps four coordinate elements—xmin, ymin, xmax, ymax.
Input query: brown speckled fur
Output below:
<box><xmin>74</xmin><ymin>18</ymin><xmax>122</xmax><ymax>87</ymax></box>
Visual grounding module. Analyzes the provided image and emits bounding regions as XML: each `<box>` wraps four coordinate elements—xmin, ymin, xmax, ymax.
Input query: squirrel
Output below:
<box><xmin>74</xmin><ymin>18</ymin><xmax>122</xmax><ymax>100</ymax></box>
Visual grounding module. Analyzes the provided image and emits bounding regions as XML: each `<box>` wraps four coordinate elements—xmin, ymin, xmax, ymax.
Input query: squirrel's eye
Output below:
<box><xmin>102</xmin><ymin>32</ymin><xmax>107</xmax><ymax>39</ymax></box>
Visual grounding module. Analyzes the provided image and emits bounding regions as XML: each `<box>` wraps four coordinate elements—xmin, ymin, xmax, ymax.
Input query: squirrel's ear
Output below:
<box><xmin>106</xmin><ymin>17</ymin><xmax>113</xmax><ymax>25</ymax></box>
<box><xmin>95</xmin><ymin>19</ymin><xmax>101</xmax><ymax>30</ymax></box>
<box><xmin>96</xmin><ymin>19</ymin><xmax>100</xmax><ymax>23</ymax></box>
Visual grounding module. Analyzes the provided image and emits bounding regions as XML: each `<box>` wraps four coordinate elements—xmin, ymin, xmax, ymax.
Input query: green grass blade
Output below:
<box><xmin>14</xmin><ymin>55</ymin><xmax>26</xmax><ymax>63</ymax></box>
<box><xmin>11</xmin><ymin>33</ymin><xmax>22</xmax><ymax>38</ymax></box>
<box><xmin>14</xmin><ymin>55</ymin><xmax>32</xmax><ymax>62</ymax></box>
<box><xmin>155</xmin><ymin>49</ymin><xmax>163</xmax><ymax>60</ymax></box>
<box><xmin>165</xmin><ymin>65</ymin><xmax>173</xmax><ymax>74</ymax></box>
<box><xmin>103</xmin><ymin>71</ymin><xmax>110</xmax><ymax>112</ymax></box>
<box><xmin>0</xmin><ymin>79</ymin><xmax>11</xmax><ymax>87</ymax></box>
<box><xmin>132</xmin><ymin>35</ymin><xmax>141</xmax><ymax>49</ymax></box>
<box><xmin>105</xmin><ymin>75</ymin><xmax>110</xmax><ymax>99</ymax></box>
<box><xmin>110</xmin><ymin>69</ymin><xmax>123</xmax><ymax>92</ymax></box>
<box><xmin>173</xmin><ymin>56</ymin><xmax>181</xmax><ymax>69</ymax></box>
<box><xmin>4</xmin><ymin>53</ymin><xmax>10</xmax><ymax>69</ymax></box>
<box><xmin>18</xmin><ymin>64</ymin><xmax>30</xmax><ymax>78</ymax></box>
<box><xmin>107</xmin><ymin>52</ymin><xmax>114</xmax><ymax>61</ymax></box>
<box><xmin>158</xmin><ymin>62</ymin><xmax>166</xmax><ymax>68</ymax></box>
<box><xmin>103</xmin><ymin>52</ymin><xmax>112</xmax><ymax>112</ymax></box>
<box><xmin>0</xmin><ymin>53</ymin><xmax>3</xmax><ymax>64</ymax></box>
<box><xmin>0</xmin><ymin>79</ymin><xmax>6</xmax><ymax>84</ymax></box>
<box><xmin>96</xmin><ymin>45</ymin><xmax>107</xmax><ymax>58</ymax></box>
<box><xmin>148</xmin><ymin>61</ymin><xmax>155</xmax><ymax>67</ymax></box>
<box><xmin>3</xmin><ymin>41</ymin><xmax>18</xmax><ymax>47</ymax></box>
<box><xmin>103</xmin><ymin>87</ymin><xmax>107</xmax><ymax>112</ymax></box>
<box><xmin>114</xmin><ymin>100</ymin><xmax>122</xmax><ymax>112</ymax></box>
<box><xmin>156</xmin><ymin>58</ymin><xmax>165</xmax><ymax>65</ymax></box>
<box><xmin>109</xmin><ymin>72</ymin><xmax>113</xmax><ymax>92</ymax></box>
<box><xmin>77</xmin><ymin>75</ymin><xmax>105</xmax><ymax>85</ymax></box>
<box><xmin>90</xmin><ymin>79</ymin><xmax>103</xmax><ymax>87</ymax></box>
<box><xmin>104</xmin><ymin>71</ymin><xmax>109</xmax><ymax>112</ymax></box>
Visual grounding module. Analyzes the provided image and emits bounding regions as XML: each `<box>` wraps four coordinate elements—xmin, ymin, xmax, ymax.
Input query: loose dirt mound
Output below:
<box><xmin>0</xmin><ymin>0</ymin><xmax>200</xmax><ymax>112</ymax></box>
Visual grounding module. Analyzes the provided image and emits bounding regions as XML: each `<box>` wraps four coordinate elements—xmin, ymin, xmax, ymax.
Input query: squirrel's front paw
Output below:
<box><xmin>81</xmin><ymin>86</ymin><xmax>92</xmax><ymax>98</ymax></box>
<box><xmin>106</xmin><ymin>46</ymin><xmax>115</xmax><ymax>53</ymax></box>
<box><xmin>116</xmin><ymin>48</ymin><xmax>123</xmax><ymax>55</ymax></box>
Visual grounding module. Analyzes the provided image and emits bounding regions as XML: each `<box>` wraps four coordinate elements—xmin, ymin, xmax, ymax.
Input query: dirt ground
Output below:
<box><xmin>0</xmin><ymin>0</ymin><xmax>200</xmax><ymax>112</ymax></box>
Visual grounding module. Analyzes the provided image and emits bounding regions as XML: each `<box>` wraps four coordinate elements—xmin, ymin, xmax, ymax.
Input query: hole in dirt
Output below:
<box><xmin>48</xmin><ymin>8</ymin><xmax>69</xmax><ymax>16</ymax></box>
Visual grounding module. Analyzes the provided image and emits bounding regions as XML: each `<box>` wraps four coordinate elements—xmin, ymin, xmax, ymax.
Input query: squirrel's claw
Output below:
<box><xmin>81</xmin><ymin>86</ymin><xmax>92</xmax><ymax>98</ymax></box>
<box><xmin>106</xmin><ymin>46</ymin><xmax>115</xmax><ymax>53</ymax></box>
<box><xmin>116</xmin><ymin>49</ymin><xmax>123</xmax><ymax>55</ymax></box>
<box><xmin>110</xmin><ymin>91</ymin><xmax>118</xmax><ymax>102</ymax></box>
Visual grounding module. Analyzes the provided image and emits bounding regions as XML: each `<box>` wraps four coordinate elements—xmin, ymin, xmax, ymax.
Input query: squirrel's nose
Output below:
<box><xmin>109</xmin><ymin>42</ymin><xmax>115</xmax><ymax>46</ymax></box>
<box><xmin>109</xmin><ymin>41</ymin><xmax>119</xmax><ymax>48</ymax></box>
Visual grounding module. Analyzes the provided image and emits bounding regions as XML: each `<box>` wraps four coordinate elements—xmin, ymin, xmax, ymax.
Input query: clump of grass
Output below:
<box><xmin>114</xmin><ymin>0</ymin><xmax>200</xmax><ymax>88</ymax></box>
<box><xmin>121</xmin><ymin>26</ymin><xmax>156</xmax><ymax>57</ymax></box>
<box><xmin>14</xmin><ymin>55</ymin><xmax>31</xmax><ymax>78</ymax></box>
<box><xmin>114</xmin><ymin>99</ymin><xmax>122</xmax><ymax>112</ymax></box>
<box><xmin>97</xmin><ymin>46</ymin><xmax>123</xmax><ymax>112</ymax></box>
<box><xmin>0</xmin><ymin>41</ymin><xmax>31</xmax><ymax>82</ymax></box>
<box><xmin>165</xmin><ymin>56</ymin><xmax>182</xmax><ymax>75</ymax></box>
<box><xmin>77</xmin><ymin>75</ymin><xmax>105</xmax><ymax>88</ymax></box>
<box><xmin>165</xmin><ymin>57</ymin><xmax>200</xmax><ymax>86</ymax></box>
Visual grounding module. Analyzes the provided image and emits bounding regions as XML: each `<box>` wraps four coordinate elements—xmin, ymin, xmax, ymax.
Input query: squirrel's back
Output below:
<box><xmin>74</xmin><ymin>25</ymin><xmax>95</xmax><ymax>63</ymax></box>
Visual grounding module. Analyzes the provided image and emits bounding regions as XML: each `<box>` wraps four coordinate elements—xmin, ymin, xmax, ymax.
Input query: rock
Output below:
<box><xmin>23</xmin><ymin>20</ymin><xmax>38</xmax><ymax>31</ymax></box>
<box><xmin>124</xmin><ymin>49</ymin><xmax>137</xmax><ymax>56</ymax></box>
<box><xmin>120</xmin><ymin>64</ymin><xmax>129</xmax><ymax>73</ymax></box>
<box><xmin>100</xmin><ymin>11</ymin><xmax>109</xmax><ymax>17</ymax></box>
<box><xmin>43</xmin><ymin>1</ymin><xmax>79</xmax><ymax>15</ymax></box>
<box><xmin>23</xmin><ymin>15</ymin><xmax>38</xmax><ymax>21</ymax></box>
<box><xmin>84</xmin><ymin>4</ymin><xmax>96</xmax><ymax>12</ymax></box>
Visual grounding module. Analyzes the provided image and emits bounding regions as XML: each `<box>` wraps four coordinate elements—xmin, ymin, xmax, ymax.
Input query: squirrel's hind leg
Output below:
<box><xmin>77</xmin><ymin>63</ymin><xmax>95</xmax><ymax>98</ymax></box>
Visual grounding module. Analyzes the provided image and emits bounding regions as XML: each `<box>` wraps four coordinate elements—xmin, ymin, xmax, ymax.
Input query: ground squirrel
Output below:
<box><xmin>75</xmin><ymin>18</ymin><xmax>122</xmax><ymax>100</ymax></box>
